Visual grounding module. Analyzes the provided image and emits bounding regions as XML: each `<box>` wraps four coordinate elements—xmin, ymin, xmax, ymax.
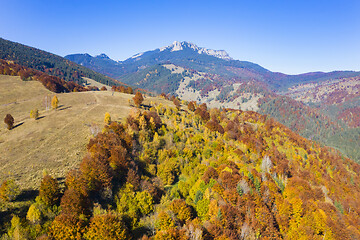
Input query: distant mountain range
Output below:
<box><xmin>66</xmin><ymin>41</ymin><xmax>360</xmax><ymax>91</ymax></box>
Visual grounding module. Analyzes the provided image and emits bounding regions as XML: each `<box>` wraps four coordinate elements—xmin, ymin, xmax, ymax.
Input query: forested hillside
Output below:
<box><xmin>0</xmin><ymin>59</ymin><xmax>94</xmax><ymax>93</ymax></box>
<box><xmin>0</xmin><ymin>38</ymin><xmax>120</xmax><ymax>86</ymax></box>
<box><xmin>2</xmin><ymin>100</ymin><xmax>360</xmax><ymax>239</ymax></box>
<box><xmin>284</xmin><ymin>76</ymin><xmax>360</xmax><ymax>128</ymax></box>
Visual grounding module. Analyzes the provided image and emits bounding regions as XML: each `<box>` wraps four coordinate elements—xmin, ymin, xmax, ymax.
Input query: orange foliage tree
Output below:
<box><xmin>38</xmin><ymin>174</ymin><xmax>60</xmax><ymax>206</ymax></box>
<box><xmin>133</xmin><ymin>92</ymin><xmax>144</xmax><ymax>107</ymax></box>
<box><xmin>4</xmin><ymin>114</ymin><xmax>14</xmax><ymax>130</ymax></box>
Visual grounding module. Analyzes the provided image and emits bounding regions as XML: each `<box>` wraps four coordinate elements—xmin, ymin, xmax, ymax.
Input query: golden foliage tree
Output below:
<box><xmin>79</xmin><ymin>155</ymin><xmax>112</xmax><ymax>192</ymax></box>
<box><xmin>49</xmin><ymin>214</ymin><xmax>86</xmax><ymax>240</ymax></box>
<box><xmin>0</xmin><ymin>179</ymin><xmax>20</xmax><ymax>201</ymax></box>
<box><xmin>30</xmin><ymin>109</ymin><xmax>39</xmax><ymax>120</ymax></box>
<box><xmin>26</xmin><ymin>203</ymin><xmax>42</xmax><ymax>224</ymax></box>
<box><xmin>51</xmin><ymin>95</ymin><xmax>59</xmax><ymax>109</ymax></box>
<box><xmin>104</xmin><ymin>112</ymin><xmax>111</xmax><ymax>125</ymax></box>
<box><xmin>156</xmin><ymin>211</ymin><xmax>175</xmax><ymax>231</ymax></box>
<box><xmin>84</xmin><ymin>213</ymin><xmax>129</xmax><ymax>240</ymax></box>
<box><xmin>169</xmin><ymin>199</ymin><xmax>193</xmax><ymax>223</ymax></box>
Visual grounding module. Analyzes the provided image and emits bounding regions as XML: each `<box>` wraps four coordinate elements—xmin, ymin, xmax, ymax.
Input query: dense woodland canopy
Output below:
<box><xmin>1</xmin><ymin>99</ymin><xmax>360</xmax><ymax>239</ymax></box>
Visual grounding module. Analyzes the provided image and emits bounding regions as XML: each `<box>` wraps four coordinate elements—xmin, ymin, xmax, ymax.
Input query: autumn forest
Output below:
<box><xmin>2</xmin><ymin>93</ymin><xmax>360</xmax><ymax>239</ymax></box>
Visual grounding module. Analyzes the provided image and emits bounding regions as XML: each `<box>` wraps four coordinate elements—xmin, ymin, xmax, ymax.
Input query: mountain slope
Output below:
<box><xmin>284</xmin><ymin>76</ymin><xmax>360</xmax><ymax>126</ymax></box>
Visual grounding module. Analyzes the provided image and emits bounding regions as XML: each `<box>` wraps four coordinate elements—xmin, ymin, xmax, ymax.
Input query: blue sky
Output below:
<box><xmin>1</xmin><ymin>0</ymin><xmax>359</xmax><ymax>74</ymax></box>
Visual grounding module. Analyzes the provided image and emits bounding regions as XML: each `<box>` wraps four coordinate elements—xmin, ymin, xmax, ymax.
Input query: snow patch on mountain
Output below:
<box><xmin>131</xmin><ymin>52</ymin><xmax>144</xmax><ymax>59</ymax></box>
<box><xmin>160</xmin><ymin>41</ymin><xmax>233</xmax><ymax>60</ymax></box>
<box><xmin>95</xmin><ymin>53</ymin><xmax>110</xmax><ymax>59</ymax></box>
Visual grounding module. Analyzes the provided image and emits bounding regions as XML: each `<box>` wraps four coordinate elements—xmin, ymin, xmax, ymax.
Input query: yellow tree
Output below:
<box><xmin>104</xmin><ymin>112</ymin><xmax>111</xmax><ymax>125</ymax></box>
<box><xmin>0</xmin><ymin>179</ymin><xmax>20</xmax><ymax>201</ymax></box>
<box><xmin>84</xmin><ymin>213</ymin><xmax>129</xmax><ymax>240</ymax></box>
<box><xmin>26</xmin><ymin>203</ymin><xmax>42</xmax><ymax>224</ymax></box>
<box><xmin>51</xmin><ymin>95</ymin><xmax>59</xmax><ymax>109</ymax></box>
<box><xmin>30</xmin><ymin>109</ymin><xmax>39</xmax><ymax>120</ymax></box>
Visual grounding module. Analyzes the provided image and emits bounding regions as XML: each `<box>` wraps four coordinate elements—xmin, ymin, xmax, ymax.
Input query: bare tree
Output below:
<box><xmin>261</xmin><ymin>155</ymin><xmax>272</xmax><ymax>173</ymax></box>
<box><xmin>44</xmin><ymin>95</ymin><xmax>51</xmax><ymax>111</ymax></box>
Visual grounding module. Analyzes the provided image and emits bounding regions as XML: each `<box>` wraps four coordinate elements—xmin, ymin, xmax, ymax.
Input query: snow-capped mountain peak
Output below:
<box><xmin>159</xmin><ymin>41</ymin><xmax>233</xmax><ymax>60</ymax></box>
<box><xmin>95</xmin><ymin>53</ymin><xmax>110</xmax><ymax>59</ymax></box>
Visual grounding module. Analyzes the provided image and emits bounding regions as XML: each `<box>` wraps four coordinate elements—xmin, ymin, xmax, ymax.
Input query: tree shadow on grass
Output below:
<box><xmin>132</xmin><ymin>226</ymin><xmax>152</xmax><ymax>239</ymax></box>
<box><xmin>0</xmin><ymin>189</ymin><xmax>39</xmax><ymax>234</ymax></box>
<box><xmin>0</xmin><ymin>203</ymin><xmax>33</xmax><ymax>235</ymax></box>
<box><xmin>16</xmin><ymin>189</ymin><xmax>38</xmax><ymax>202</ymax></box>
<box><xmin>12</xmin><ymin>122</ymin><xmax>24</xmax><ymax>129</ymax></box>
<box><xmin>141</xmin><ymin>104</ymin><xmax>152</xmax><ymax>110</ymax></box>
<box><xmin>58</xmin><ymin>106</ymin><xmax>72</xmax><ymax>111</ymax></box>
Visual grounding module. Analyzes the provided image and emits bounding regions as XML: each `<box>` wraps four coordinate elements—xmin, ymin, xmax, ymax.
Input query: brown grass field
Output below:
<box><xmin>0</xmin><ymin>75</ymin><xmax>170</xmax><ymax>189</ymax></box>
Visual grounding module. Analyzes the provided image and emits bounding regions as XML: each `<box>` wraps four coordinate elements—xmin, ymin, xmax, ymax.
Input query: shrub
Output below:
<box><xmin>4</xmin><ymin>114</ymin><xmax>14</xmax><ymax>130</ymax></box>
<box><xmin>100</xmin><ymin>86</ymin><xmax>107</xmax><ymax>91</ymax></box>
